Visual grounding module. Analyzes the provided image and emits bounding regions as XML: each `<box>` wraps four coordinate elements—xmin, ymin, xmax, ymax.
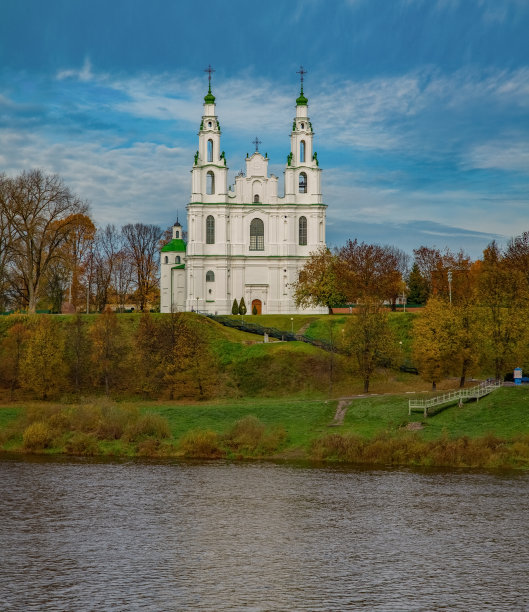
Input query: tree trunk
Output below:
<box><xmin>363</xmin><ymin>377</ymin><xmax>370</xmax><ymax>393</ymax></box>
<box><xmin>432</xmin><ymin>381</ymin><xmax>437</xmax><ymax>391</ymax></box>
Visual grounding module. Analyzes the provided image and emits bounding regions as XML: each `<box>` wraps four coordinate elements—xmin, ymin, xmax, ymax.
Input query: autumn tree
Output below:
<box><xmin>157</xmin><ymin>312</ymin><xmax>218</xmax><ymax>400</ymax></box>
<box><xmin>385</xmin><ymin>245</ymin><xmax>410</xmax><ymax>310</ymax></box>
<box><xmin>0</xmin><ymin>170</ymin><xmax>88</xmax><ymax>313</ymax></box>
<box><xmin>292</xmin><ymin>246</ymin><xmax>346</xmax><ymax>313</ymax></box>
<box><xmin>504</xmin><ymin>231</ymin><xmax>529</xmax><ymax>287</ymax></box>
<box><xmin>21</xmin><ymin>316</ymin><xmax>67</xmax><ymax>399</ymax></box>
<box><xmin>0</xmin><ymin>321</ymin><xmax>30</xmax><ymax>398</ymax></box>
<box><xmin>343</xmin><ymin>299</ymin><xmax>396</xmax><ymax>393</ymax></box>
<box><xmin>338</xmin><ymin>239</ymin><xmax>402</xmax><ymax>304</ymax></box>
<box><xmin>89</xmin><ymin>308</ymin><xmax>126</xmax><ymax>394</ymax></box>
<box><xmin>122</xmin><ymin>223</ymin><xmax>162</xmax><ymax>311</ymax></box>
<box><xmin>64</xmin><ymin>313</ymin><xmax>92</xmax><ymax>392</ymax></box>
<box><xmin>134</xmin><ymin>312</ymin><xmax>164</xmax><ymax>397</ymax></box>
<box><xmin>476</xmin><ymin>241</ymin><xmax>529</xmax><ymax>379</ymax></box>
<box><xmin>412</xmin><ymin>297</ymin><xmax>458</xmax><ymax>390</ymax></box>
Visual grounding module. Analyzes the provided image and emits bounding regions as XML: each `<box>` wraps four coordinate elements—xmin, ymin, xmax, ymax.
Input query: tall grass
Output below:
<box><xmin>311</xmin><ymin>431</ymin><xmax>529</xmax><ymax>468</ymax></box>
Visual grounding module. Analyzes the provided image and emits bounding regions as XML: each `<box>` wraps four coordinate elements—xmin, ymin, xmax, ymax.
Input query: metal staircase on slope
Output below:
<box><xmin>408</xmin><ymin>380</ymin><xmax>502</xmax><ymax>417</ymax></box>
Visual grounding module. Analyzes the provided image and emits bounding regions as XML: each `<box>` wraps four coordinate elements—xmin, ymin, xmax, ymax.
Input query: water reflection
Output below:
<box><xmin>1</xmin><ymin>456</ymin><xmax>528</xmax><ymax>610</ymax></box>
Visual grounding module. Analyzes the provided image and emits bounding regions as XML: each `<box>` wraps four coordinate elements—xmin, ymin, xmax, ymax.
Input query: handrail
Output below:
<box><xmin>408</xmin><ymin>380</ymin><xmax>502</xmax><ymax>417</ymax></box>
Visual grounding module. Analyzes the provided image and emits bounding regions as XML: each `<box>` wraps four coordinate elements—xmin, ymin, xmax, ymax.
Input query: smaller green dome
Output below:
<box><xmin>161</xmin><ymin>238</ymin><xmax>187</xmax><ymax>253</ymax></box>
<box><xmin>296</xmin><ymin>87</ymin><xmax>308</xmax><ymax>106</ymax></box>
<box><xmin>204</xmin><ymin>85</ymin><xmax>216</xmax><ymax>104</ymax></box>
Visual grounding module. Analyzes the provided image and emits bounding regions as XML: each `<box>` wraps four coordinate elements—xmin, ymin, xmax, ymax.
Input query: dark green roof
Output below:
<box><xmin>204</xmin><ymin>85</ymin><xmax>216</xmax><ymax>104</ymax></box>
<box><xmin>172</xmin><ymin>264</ymin><xmax>185</xmax><ymax>269</ymax></box>
<box><xmin>161</xmin><ymin>238</ymin><xmax>187</xmax><ymax>252</ymax></box>
<box><xmin>296</xmin><ymin>87</ymin><xmax>308</xmax><ymax>106</ymax></box>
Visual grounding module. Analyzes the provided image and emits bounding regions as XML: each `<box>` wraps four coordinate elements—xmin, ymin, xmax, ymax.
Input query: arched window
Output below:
<box><xmin>250</xmin><ymin>218</ymin><xmax>264</xmax><ymax>251</ymax></box>
<box><xmin>175</xmin><ymin>256</ymin><xmax>180</xmax><ymax>264</ymax></box>
<box><xmin>207</xmin><ymin>139</ymin><xmax>213</xmax><ymax>162</ymax></box>
<box><xmin>299</xmin><ymin>216</ymin><xmax>307</xmax><ymax>246</ymax></box>
<box><xmin>254</xmin><ymin>194</ymin><xmax>260</xmax><ymax>203</ymax></box>
<box><xmin>206</xmin><ymin>171</ymin><xmax>215</xmax><ymax>195</ymax></box>
<box><xmin>206</xmin><ymin>270</ymin><xmax>215</xmax><ymax>282</ymax></box>
<box><xmin>175</xmin><ymin>230</ymin><xmax>180</xmax><ymax>238</ymax></box>
<box><xmin>300</xmin><ymin>140</ymin><xmax>305</xmax><ymax>163</ymax></box>
<box><xmin>164</xmin><ymin>256</ymin><xmax>168</xmax><ymax>264</ymax></box>
<box><xmin>206</xmin><ymin>215</ymin><xmax>215</xmax><ymax>244</ymax></box>
<box><xmin>299</xmin><ymin>172</ymin><xmax>307</xmax><ymax>193</ymax></box>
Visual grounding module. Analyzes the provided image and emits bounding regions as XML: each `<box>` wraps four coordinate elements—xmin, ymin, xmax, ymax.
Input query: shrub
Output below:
<box><xmin>122</xmin><ymin>413</ymin><xmax>171</xmax><ymax>442</ymax></box>
<box><xmin>97</xmin><ymin>404</ymin><xmax>135</xmax><ymax>440</ymax></box>
<box><xmin>65</xmin><ymin>432</ymin><xmax>99</xmax><ymax>456</ymax></box>
<box><xmin>22</xmin><ymin>421</ymin><xmax>54</xmax><ymax>450</ymax></box>
<box><xmin>178</xmin><ymin>429</ymin><xmax>224</xmax><ymax>458</ymax></box>
<box><xmin>224</xmin><ymin>415</ymin><xmax>286</xmax><ymax>454</ymax></box>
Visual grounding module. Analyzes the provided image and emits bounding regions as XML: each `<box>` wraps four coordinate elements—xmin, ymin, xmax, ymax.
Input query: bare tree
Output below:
<box><xmin>0</xmin><ymin>170</ymin><xmax>88</xmax><ymax>313</ymax></box>
<box><xmin>111</xmin><ymin>249</ymin><xmax>134</xmax><ymax>312</ymax></box>
<box><xmin>122</xmin><ymin>223</ymin><xmax>162</xmax><ymax>311</ymax></box>
<box><xmin>92</xmin><ymin>224</ymin><xmax>121</xmax><ymax>312</ymax></box>
<box><xmin>0</xmin><ymin>176</ymin><xmax>15</xmax><ymax>311</ymax></box>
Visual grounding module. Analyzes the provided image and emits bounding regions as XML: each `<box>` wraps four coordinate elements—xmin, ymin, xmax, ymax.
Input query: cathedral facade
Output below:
<box><xmin>160</xmin><ymin>74</ymin><xmax>327</xmax><ymax>315</ymax></box>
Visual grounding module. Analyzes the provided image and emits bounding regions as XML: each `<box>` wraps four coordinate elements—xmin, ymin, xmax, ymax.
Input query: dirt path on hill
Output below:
<box><xmin>296</xmin><ymin>322</ymin><xmax>311</xmax><ymax>336</ymax></box>
<box><xmin>330</xmin><ymin>399</ymin><xmax>351</xmax><ymax>426</ymax></box>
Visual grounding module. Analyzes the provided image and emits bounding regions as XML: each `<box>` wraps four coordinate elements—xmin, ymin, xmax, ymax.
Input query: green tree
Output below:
<box><xmin>21</xmin><ymin>316</ymin><xmax>67</xmax><ymax>399</ymax></box>
<box><xmin>238</xmin><ymin>297</ymin><xmax>247</xmax><ymax>315</ymax></box>
<box><xmin>407</xmin><ymin>262</ymin><xmax>429</xmax><ymax>305</ymax></box>
<box><xmin>343</xmin><ymin>300</ymin><xmax>396</xmax><ymax>393</ymax></box>
<box><xmin>231</xmin><ymin>298</ymin><xmax>239</xmax><ymax>315</ymax></box>
<box><xmin>292</xmin><ymin>246</ymin><xmax>346</xmax><ymax>313</ymax></box>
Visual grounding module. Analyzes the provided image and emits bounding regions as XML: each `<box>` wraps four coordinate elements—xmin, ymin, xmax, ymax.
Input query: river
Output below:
<box><xmin>1</xmin><ymin>455</ymin><xmax>528</xmax><ymax>611</ymax></box>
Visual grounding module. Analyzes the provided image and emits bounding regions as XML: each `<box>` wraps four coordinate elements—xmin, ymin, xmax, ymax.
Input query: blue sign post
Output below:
<box><xmin>514</xmin><ymin>367</ymin><xmax>522</xmax><ymax>385</ymax></box>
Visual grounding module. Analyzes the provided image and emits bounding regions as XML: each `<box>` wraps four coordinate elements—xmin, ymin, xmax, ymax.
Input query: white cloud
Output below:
<box><xmin>465</xmin><ymin>139</ymin><xmax>529</xmax><ymax>172</ymax></box>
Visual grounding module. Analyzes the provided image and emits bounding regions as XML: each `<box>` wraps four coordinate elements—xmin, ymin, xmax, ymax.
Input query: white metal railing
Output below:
<box><xmin>408</xmin><ymin>380</ymin><xmax>502</xmax><ymax>417</ymax></box>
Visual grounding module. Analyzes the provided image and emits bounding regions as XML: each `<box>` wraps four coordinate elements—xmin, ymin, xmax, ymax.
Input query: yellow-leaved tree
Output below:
<box><xmin>412</xmin><ymin>297</ymin><xmax>459</xmax><ymax>390</ymax></box>
<box><xmin>21</xmin><ymin>316</ymin><xmax>67</xmax><ymax>399</ymax></box>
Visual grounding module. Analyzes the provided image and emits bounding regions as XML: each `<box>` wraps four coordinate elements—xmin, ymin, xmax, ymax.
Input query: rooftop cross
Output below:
<box><xmin>204</xmin><ymin>64</ymin><xmax>215</xmax><ymax>89</ymax></box>
<box><xmin>296</xmin><ymin>65</ymin><xmax>307</xmax><ymax>90</ymax></box>
<box><xmin>252</xmin><ymin>136</ymin><xmax>262</xmax><ymax>152</ymax></box>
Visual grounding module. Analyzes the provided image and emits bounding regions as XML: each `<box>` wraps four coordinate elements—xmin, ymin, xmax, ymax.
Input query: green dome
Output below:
<box><xmin>296</xmin><ymin>87</ymin><xmax>308</xmax><ymax>106</ymax></box>
<box><xmin>204</xmin><ymin>85</ymin><xmax>216</xmax><ymax>104</ymax></box>
<box><xmin>161</xmin><ymin>238</ymin><xmax>187</xmax><ymax>253</ymax></box>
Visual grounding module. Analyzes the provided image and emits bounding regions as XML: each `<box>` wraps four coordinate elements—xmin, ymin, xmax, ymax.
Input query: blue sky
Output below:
<box><xmin>1</xmin><ymin>0</ymin><xmax>528</xmax><ymax>258</ymax></box>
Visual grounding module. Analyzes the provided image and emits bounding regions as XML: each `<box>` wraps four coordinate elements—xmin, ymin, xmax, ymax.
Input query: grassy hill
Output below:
<box><xmin>1</xmin><ymin>386</ymin><xmax>528</xmax><ymax>468</ymax></box>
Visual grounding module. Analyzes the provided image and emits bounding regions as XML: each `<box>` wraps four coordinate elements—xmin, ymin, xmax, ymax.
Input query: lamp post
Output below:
<box><xmin>447</xmin><ymin>270</ymin><xmax>452</xmax><ymax>306</ymax></box>
<box><xmin>291</xmin><ymin>317</ymin><xmax>294</xmax><ymax>334</ymax></box>
<box><xmin>196</xmin><ymin>297</ymin><xmax>199</xmax><ymax>313</ymax></box>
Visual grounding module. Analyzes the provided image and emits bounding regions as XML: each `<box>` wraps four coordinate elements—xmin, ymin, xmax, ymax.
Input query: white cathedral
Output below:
<box><xmin>160</xmin><ymin>70</ymin><xmax>327</xmax><ymax>315</ymax></box>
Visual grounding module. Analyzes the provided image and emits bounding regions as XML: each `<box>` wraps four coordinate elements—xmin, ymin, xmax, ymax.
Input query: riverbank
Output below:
<box><xmin>1</xmin><ymin>386</ymin><xmax>529</xmax><ymax>468</ymax></box>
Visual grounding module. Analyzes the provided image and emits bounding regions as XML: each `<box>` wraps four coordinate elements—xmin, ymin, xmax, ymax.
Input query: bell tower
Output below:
<box><xmin>191</xmin><ymin>65</ymin><xmax>228</xmax><ymax>203</ymax></box>
<box><xmin>284</xmin><ymin>66</ymin><xmax>322</xmax><ymax>204</ymax></box>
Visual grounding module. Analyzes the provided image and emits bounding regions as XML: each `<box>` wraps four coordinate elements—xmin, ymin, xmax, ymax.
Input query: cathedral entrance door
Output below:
<box><xmin>251</xmin><ymin>299</ymin><xmax>262</xmax><ymax>315</ymax></box>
